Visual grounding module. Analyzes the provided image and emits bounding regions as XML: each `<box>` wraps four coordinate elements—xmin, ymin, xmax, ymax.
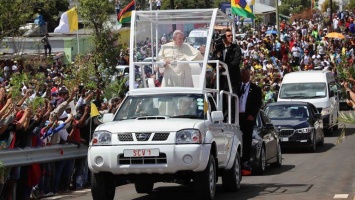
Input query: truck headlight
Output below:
<box><xmin>296</xmin><ymin>127</ymin><xmax>313</xmax><ymax>133</ymax></box>
<box><xmin>321</xmin><ymin>107</ymin><xmax>330</xmax><ymax>115</ymax></box>
<box><xmin>176</xmin><ymin>129</ymin><xmax>201</xmax><ymax>144</ymax></box>
<box><xmin>92</xmin><ymin>130</ymin><xmax>112</xmax><ymax>145</ymax></box>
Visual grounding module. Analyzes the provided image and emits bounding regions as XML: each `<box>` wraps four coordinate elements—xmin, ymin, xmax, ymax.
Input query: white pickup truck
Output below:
<box><xmin>88</xmin><ymin>8</ymin><xmax>243</xmax><ymax>200</ymax></box>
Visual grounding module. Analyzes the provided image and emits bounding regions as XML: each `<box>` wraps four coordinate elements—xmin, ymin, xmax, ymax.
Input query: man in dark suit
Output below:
<box><xmin>212</xmin><ymin>29</ymin><xmax>242</xmax><ymax>92</ymax></box>
<box><xmin>237</xmin><ymin>68</ymin><xmax>262</xmax><ymax>170</ymax></box>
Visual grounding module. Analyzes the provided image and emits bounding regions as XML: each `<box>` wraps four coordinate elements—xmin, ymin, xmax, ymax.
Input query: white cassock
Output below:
<box><xmin>158</xmin><ymin>42</ymin><xmax>203</xmax><ymax>87</ymax></box>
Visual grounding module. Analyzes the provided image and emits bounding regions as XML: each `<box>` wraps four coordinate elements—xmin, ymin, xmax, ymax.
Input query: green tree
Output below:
<box><xmin>278</xmin><ymin>0</ymin><xmax>311</xmax><ymax>18</ymax></box>
<box><xmin>321</xmin><ymin>0</ymin><xmax>339</xmax><ymax>14</ymax></box>
<box><xmin>78</xmin><ymin>0</ymin><xmax>121</xmax><ymax>93</ymax></box>
<box><xmin>346</xmin><ymin>0</ymin><xmax>355</xmax><ymax>10</ymax></box>
<box><xmin>0</xmin><ymin>0</ymin><xmax>36</xmax><ymax>41</ymax></box>
<box><xmin>0</xmin><ymin>0</ymin><xmax>69</xmax><ymax>42</ymax></box>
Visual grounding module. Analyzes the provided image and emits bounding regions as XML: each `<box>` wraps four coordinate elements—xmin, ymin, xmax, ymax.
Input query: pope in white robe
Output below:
<box><xmin>158</xmin><ymin>30</ymin><xmax>203</xmax><ymax>87</ymax></box>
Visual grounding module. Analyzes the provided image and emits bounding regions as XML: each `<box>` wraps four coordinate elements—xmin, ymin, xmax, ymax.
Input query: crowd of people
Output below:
<box><xmin>0</xmin><ymin>58</ymin><xmax>124</xmax><ymax>199</ymax></box>
<box><xmin>1</xmin><ymin>8</ymin><xmax>355</xmax><ymax>199</ymax></box>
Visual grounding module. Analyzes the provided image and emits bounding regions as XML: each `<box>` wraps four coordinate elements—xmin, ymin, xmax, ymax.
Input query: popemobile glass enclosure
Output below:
<box><xmin>128</xmin><ymin>8</ymin><xmax>236</xmax><ymax>92</ymax></box>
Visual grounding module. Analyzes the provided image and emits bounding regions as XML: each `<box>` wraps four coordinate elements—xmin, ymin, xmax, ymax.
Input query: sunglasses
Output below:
<box><xmin>226</xmin><ymin>35</ymin><xmax>233</xmax><ymax>37</ymax></box>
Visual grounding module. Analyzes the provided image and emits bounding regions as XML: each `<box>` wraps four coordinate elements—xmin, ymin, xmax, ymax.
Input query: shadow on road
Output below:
<box><xmin>131</xmin><ymin>182</ymin><xmax>313</xmax><ymax>200</ymax></box>
<box><xmin>262</xmin><ymin>164</ymin><xmax>295</xmax><ymax>176</ymax></box>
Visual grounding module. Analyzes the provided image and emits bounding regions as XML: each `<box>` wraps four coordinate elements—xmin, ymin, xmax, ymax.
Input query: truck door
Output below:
<box><xmin>208</xmin><ymin>96</ymin><xmax>227</xmax><ymax>164</ymax></box>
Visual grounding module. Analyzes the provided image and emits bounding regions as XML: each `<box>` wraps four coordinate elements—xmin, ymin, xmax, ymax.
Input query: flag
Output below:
<box><xmin>91</xmin><ymin>103</ymin><xmax>100</xmax><ymax>117</ymax></box>
<box><xmin>231</xmin><ymin>0</ymin><xmax>255</xmax><ymax>19</ymax></box>
<box><xmin>54</xmin><ymin>7</ymin><xmax>78</xmax><ymax>33</ymax></box>
<box><xmin>117</xmin><ymin>0</ymin><xmax>135</xmax><ymax>24</ymax></box>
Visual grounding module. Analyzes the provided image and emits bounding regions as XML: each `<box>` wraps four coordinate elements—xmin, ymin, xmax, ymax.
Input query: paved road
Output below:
<box><xmin>43</xmin><ymin>123</ymin><xmax>355</xmax><ymax>200</ymax></box>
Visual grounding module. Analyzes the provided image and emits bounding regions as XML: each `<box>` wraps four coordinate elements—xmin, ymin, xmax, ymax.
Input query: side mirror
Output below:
<box><xmin>265</xmin><ymin>123</ymin><xmax>274</xmax><ymax>129</ymax></box>
<box><xmin>314</xmin><ymin>113</ymin><xmax>322</xmax><ymax>119</ymax></box>
<box><xmin>102</xmin><ymin>113</ymin><xmax>114</xmax><ymax>123</ymax></box>
<box><xmin>211</xmin><ymin>111</ymin><xmax>224</xmax><ymax>122</ymax></box>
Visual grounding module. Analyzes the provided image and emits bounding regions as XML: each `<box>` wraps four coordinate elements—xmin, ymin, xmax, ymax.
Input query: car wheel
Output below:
<box><xmin>309</xmin><ymin>132</ymin><xmax>317</xmax><ymax>153</ymax></box>
<box><xmin>222</xmin><ymin>152</ymin><xmax>241</xmax><ymax>192</ymax></box>
<box><xmin>134</xmin><ymin>181</ymin><xmax>154</xmax><ymax>193</ymax></box>
<box><xmin>91</xmin><ymin>172</ymin><xmax>115</xmax><ymax>200</ymax></box>
<box><xmin>194</xmin><ymin>154</ymin><xmax>217</xmax><ymax>200</ymax></box>
<box><xmin>270</xmin><ymin>141</ymin><xmax>282</xmax><ymax>168</ymax></box>
<box><xmin>253</xmin><ymin>146</ymin><xmax>266</xmax><ymax>175</ymax></box>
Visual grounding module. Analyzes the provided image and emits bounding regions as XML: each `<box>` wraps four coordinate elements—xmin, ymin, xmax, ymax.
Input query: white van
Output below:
<box><xmin>186</xmin><ymin>28</ymin><xmax>209</xmax><ymax>49</ymax></box>
<box><xmin>277</xmin><ymin>71</ymin><xmax>339</xmax><ymax>134</ymax></box>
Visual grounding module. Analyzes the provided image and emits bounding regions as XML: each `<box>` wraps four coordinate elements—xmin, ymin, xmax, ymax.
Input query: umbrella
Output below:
<box><xmin>265</xmin><ymin>30</ymin><xmax>278</xmax><ymax>35</ymax></box>
<box><xmin>325</xmin><ymin>32</ymin><xmax>345</xmax><ymax>39</ymax></box>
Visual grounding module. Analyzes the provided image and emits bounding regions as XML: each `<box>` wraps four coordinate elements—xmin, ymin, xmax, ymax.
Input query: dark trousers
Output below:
<box><xmin>44</xmin><ymin>44</ymin><xmax>51</xmax><ymax>56</ymax></box>
<box><xmin>239</xmin><ymin>113</ymin><xmax>254</xmax><ymax>163</ymax></box>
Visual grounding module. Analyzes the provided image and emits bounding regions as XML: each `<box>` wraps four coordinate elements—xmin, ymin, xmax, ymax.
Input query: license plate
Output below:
<box><xmin>123</xmin><ymin>149</ymin><xmax>159</xmax><ymax>157</ymax></box>
<box><xmin>281</xmin><ymin>137</ymin><xmax>289</xmax><ymax>142</ymax></box>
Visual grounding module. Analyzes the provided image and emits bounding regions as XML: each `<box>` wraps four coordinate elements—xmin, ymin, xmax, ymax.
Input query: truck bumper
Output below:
<box><xmin>88</xmin><ymin>144</ymin><xmax>211</xmax><ymax>174</ymax></box>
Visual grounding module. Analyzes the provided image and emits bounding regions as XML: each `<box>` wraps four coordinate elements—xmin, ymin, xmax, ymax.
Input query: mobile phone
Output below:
<box><xmin>347</xmin><ymin>91</ymin><xmax>351</xmax><ymax>100</ymax></box>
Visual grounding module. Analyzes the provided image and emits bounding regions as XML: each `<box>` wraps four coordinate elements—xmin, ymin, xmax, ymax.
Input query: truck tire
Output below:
<box><xmin>134</xmin><ymin>181</ymin><xmax>154</xmax><ymax>193</ymax></box>
<box><xmin>194</xmin><ymin>154</ymin><xmax>216</xmax><ymax>200</ymax></box>
<box><xmin>91</xmin><ymin>172</ymin><xmax>115</xmax><ymax>200</ymax></box>
<box><xmin>222</xmin><ymin>152</ymin><xmax>241</xmax><ymax>192</ymax></box>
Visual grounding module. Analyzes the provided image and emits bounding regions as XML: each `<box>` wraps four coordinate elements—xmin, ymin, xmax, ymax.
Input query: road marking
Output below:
<box><xmin>333</xmin><ymin>194</ymin><xmax>349</xmax><ymax>198</ymax></box>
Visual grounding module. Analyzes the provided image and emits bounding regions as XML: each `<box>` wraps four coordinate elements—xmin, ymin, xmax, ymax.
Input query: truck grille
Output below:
<box><xmin>152</xmin><ymin>133</ymin><xmax>169</xmax><ymax>141</ymax></box>
<box><xmin>280</xmin><ymin>129</ymin><xmax>295</xmax><ymax>137</ymax></box>
<box><xmin>117</xmin><ymin>133</ymin><xmax>133</xmax><ymax>141</ymax></box>
<box><xmin>117</xmin><ymin>133</ymin><xmax>170</xmax><ymax>141</ymax></box>
<box><xmin>118</xmin><ymin>153</ymin><xmax>167</xmax><ymax>165</ymax></box>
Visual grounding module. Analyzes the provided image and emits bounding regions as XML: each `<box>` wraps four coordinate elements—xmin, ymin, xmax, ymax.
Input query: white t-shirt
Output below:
<box><xmin>12</xmin><ymin>65</ymin><xmax>18</xmax><ymax>71</ymax></box>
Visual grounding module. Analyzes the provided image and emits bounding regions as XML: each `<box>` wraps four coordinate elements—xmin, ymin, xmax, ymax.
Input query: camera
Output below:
<box><xmin>213</xmin><ymin>33</ymin><xmax>226</xmax><ymax>52</ymax></box>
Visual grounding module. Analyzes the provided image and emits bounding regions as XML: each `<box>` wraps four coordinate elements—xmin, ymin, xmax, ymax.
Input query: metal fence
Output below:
<box><xmin>0</xmin><ymin>144</ymin><xmax>88</xmax><ymax>167</ymax></box>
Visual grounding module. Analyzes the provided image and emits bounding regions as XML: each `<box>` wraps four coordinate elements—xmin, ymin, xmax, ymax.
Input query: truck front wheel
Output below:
<box><xmin>222</xmin><ymin>152</ymin><xmax>241</xmax><ymax>192</ymax></box>
<box><xmin>194</xmin><ymin>154</ymin><xmax>216</xmax><ymax>200</ymax></box>
<box><xmin>134</xmin><ymin>181</ymin><xmax>154</xmax><ymax>193</ymax></box>
<box><xmin>91</xmin><ymin>172</ymin><xmax>115</xmax><ymax>200</ymax></box>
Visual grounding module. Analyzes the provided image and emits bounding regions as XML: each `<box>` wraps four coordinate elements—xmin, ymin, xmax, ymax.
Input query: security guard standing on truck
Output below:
<box><xmin>211</xmin><ymin>28</ymin><xmax>242</xmax><ymax>93</ymax></box>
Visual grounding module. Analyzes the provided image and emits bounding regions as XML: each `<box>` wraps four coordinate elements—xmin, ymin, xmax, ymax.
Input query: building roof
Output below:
<box><xmin>254</xmin><ymin>2</ymin><xmax>276</xmax><ymax>15</ymax></box>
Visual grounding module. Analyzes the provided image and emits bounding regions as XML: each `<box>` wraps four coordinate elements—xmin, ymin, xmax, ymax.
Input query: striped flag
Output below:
<box><xmin>117</xmin><ymin>0</ymin><xmax>135</xmax><ymax>24</ymax></box>
<box><xmin>231</xmin><ymin>0</ymin><xmax>255</xmax><ymax>19</ymax></box>
<box><xmin>54</xmin><ymin>7</ymin><xmax>78</xmax><ymax>33</ymax></box>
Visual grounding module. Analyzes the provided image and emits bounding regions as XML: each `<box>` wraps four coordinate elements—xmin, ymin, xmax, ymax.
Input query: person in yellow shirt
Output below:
<box><xmin>253</xmin><ymin>60</ymin><xmax>263</xmax><ymax>71</ymax></box>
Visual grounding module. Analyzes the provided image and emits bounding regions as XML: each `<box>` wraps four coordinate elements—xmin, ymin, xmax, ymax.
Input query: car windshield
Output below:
<box><xmin>114</xmin><ymin>94</ymin><xmax>205</xmax><ymax>120</ymax></box>
<box><xmin>279</xmin><ymin>83</ymin><xmax>327</xmax><ymax>99</ymax></box>
<box><xmin>265</xmin><ymin>105</ymin><xmax>309</xmax><ymax>119</ymax></box>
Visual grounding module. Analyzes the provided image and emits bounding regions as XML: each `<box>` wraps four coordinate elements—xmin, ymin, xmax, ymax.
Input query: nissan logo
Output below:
<box><xmin>136</xmin><ymin>133</ymin><xmax>149</xmax><ymax>140</ymax></box>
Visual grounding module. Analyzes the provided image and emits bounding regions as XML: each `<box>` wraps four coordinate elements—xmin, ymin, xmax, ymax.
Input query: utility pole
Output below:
<box><xmin>276</xmin><ymin>0</ymin><xmax>280</xmax><ymax>39</ymax></box>
<box><xmin>330</xmin><ymin>0</ymin><xmax>333</xmax><ymax>24</ymax></box>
